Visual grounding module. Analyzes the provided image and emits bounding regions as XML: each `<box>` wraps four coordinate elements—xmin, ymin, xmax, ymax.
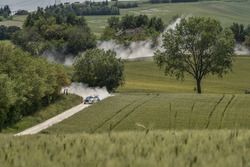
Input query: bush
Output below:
<box><xmin>74</xmin><ymin>49</ymin><xmax>124</xmax><ymax>92</ymax></box>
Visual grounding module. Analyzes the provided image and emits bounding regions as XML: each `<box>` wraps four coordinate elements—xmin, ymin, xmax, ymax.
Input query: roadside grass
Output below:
<box><xmin>2</xmin><ymin>94</ymin><xmax>82</xmax><ymax>134</ymax></box>
<box><xmin>1</xmin><ymin>130</ymin><xmax>250</xmax><ymax>167</ymax></box>
<box><xmin>45</xmin><ymin>93</ymin><xmax>250</xmax><ymax>134</ymax></box>
<box><xmin>118</xmin><ymin>56</ymin><xmax>250</xmax><ymax>94</ymax></box>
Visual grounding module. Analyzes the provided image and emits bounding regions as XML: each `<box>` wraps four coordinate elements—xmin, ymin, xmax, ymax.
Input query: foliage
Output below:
<box><xmin>154</xmin><ymin>17</ymin><xmax>235</xmax><ymax>93</ymax></box>
<box><xmin>245</xmin><ymin>35</ymin><xmax>250</xmax><ymax>48</ymax></box>
<box><xmin>11</xmin><ymin>8</ymin><xmax>96</xmax><ymax>56</ymax></box>
<box><xmin>101</xmin><ymin>15</ymin><xmax>164</xmax><ymax>43</ymax></box>
<box><xmin>73</xmin><ymin>49</ymin><xmax>124</xmax><ymax>92</ymax></box>
<box><xmin>0</xmin><ymin>25</ymin><xmax>20</xmax><ymax>40</ymax></box>
<box><xmin>0</xmin><ymin>5</ymin><xmax>11</xmax><ymax>18</ymax></box>
<box><xmin>45</xmin><ymin>1</ymin><xmax>119</xmax><ymax>16</ymax></box>
<box><xmin>0</xmin><ymin>42</ymin><xmax>70</xmax><ymax>131</ymax></box>
<box><xmin>230</xmin><ymin>23</ymin><xmax>249</xmax><ymax>43</ymax></box>
<box><xmin>14</xmin><ymin>10</ymin><xmax>29</xmax><ymax>16</ymax></box>
<box><xmin>2</xmin><ymin>95</ymin><xmax>81</xmax><ymax>133</ymax></box>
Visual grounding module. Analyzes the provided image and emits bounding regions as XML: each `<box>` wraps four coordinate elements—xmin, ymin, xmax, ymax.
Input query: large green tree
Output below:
<box><xmin>155</xmin><ymin>17</ymin><xmax>235</xmax><ymax>94</ymax></box>
<box><xmin>0</xmin><ymin>42</ymin><xmax>70</xmax><ymax>130</ymax></box>
<box><xmin>74</xmin><ymin>49</ymin><xmax>124</xmax><ymax>92</ymax></box>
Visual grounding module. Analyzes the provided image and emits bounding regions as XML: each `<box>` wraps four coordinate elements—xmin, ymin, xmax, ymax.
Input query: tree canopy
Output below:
<box><xmin>0</xmin><ymin>42</ymin><xmax>70</xmax><ymax>130</ymax></box>
<box><xmin>11</xmin><ymin>8</ymin><xmax>96</xmax><ymax>57</ymax></box>
<box><xmin>155</xmin><ymin>17</ymin><xmax>235</xmax><ymax>93</ymax></box>
<box><xmin>101</xmin><ymin>15</ymin><xmax>164</xmax><ymax>44</ymax></box>
<box><xmin>73</xmin><ymin>49</ymin><xmax>124</xmax><ymax>92</ymax></box>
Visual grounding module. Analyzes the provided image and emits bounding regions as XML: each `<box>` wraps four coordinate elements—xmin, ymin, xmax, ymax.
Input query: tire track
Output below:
<box><xmin>219</xmin><ymin>95</ymin><xmax>235</xmax><ymax>129</ymax></box>
<box><xmin>92</xmin><ymin>95</ymin><xmax>147</xmax><ymax>133</ymax></box>
<box><xmin>205</xmin><ymin>95</ymin><xmax>225</xmax><ymax>129</ymax></box>
<box><xmin>110</xmin><ymin>94</ymin><xmax>159</xmax><ymax>131</ymax></box>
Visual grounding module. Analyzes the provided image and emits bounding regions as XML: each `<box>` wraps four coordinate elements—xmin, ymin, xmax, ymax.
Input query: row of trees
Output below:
<box><xmin>230</xmin><ymin>23</ymin><xmax>250</xmax><ymax>48</ymax></box>
<box><xmin>0</xmin><ymin>42</ymin><xmax>70</xmax><ymax>131</ymax></box>
<box><xmin>102</xmin><ymin>15</ymin><xmax>164</xmax><ymax>43</ymax></box>
<box><xmin>45</xmin><ymin>2</ymin><xmax>119</xmax><ymax>16</ymax></box>
<box><xmin>0</xmin><ymin>25</ymin><xmax>20</xmax><ymax>40</ymax></box>
<box><xmin>12</xmin><ymin>8</ymin><xmax>96</xmax><ymax>57</ymax></box>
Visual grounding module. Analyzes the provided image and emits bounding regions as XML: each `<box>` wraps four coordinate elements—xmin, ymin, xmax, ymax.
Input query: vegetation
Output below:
<box><xmin>1</xmin><ymin>130</ymin><xmax>250</xmax><ymax>167</ymax></box>
<box><xmin>12</xmin><ymin>8</ymin><xmax>96</xmax><ymax>56</ymax></box>
<box><xmin>74</xmin><ymin>49</ymin><xmax>124</xmax><ymax>92</ymax></box>
<box><xmin>230</xmin><ymin>23</ymin><xmax>250</xmax><ymax>43</ymax></box>
<box><xmin>0</xmin><ymin>25</ymin><xmax>20</xmax><ymax>40</ymax></box>
<box><xmin>14</xmin><ymin>10</ymin><xmax>29</xmax><ymax>16</ymax></box>
<box><xmin>0</xmin><ymin>42</ymin><xmax>70</xmax><ymax>131</ymax></box>
<box><xmin>0</xmin><ymin>5</ymin><xmax>11</xmax><ymax>18</ymax></box>
<box><xmin>1</xmin><ymin>1</ymin><xmax>250</xmax><ymax>35</ymax></box>
<box><xmin>45</xmin><ymin>1</ymin><xmax>119</xmax><ymax>16</ymax></box>
<box><xmin>2</xmin><ymin>95</ymin><xmax>82</xmax><ymax>134</ymax></box>
<box><xmin>101</xmin><ymin>14</ymin><xmax>164</xmax><ymax>43</ymax></box>
<box><xmin>155</xmin><ymin>17</ymin><xmax>235</xmax><ymax>93</ymax></box>
<box><xmin>118</xmin><ymin>57</ymin><xmax>250</xmax><ymax>94</ymax></box>
<box><xmin>46</xmin><ymin>93</ymin><xmax>250</xmax><ymax>133</ymax></box>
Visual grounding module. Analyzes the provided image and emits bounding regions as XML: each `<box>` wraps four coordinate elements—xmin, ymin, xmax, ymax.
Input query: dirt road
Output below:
<box><xmin>15</xmin><ymin>104</ymin><xmax>89</xmax><ymax>136</ymax></box>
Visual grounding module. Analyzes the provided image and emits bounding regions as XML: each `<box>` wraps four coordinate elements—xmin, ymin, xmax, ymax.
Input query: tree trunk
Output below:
<box><xmin>196</xmin><ymin>79</ymin><xmax>202</xmax><ymax>94</ymax></box>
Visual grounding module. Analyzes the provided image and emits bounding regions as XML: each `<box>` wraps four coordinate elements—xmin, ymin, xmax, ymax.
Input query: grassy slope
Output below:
<box><xmin>86</xmin><ymin>1</ymin><xmax>250</xmax><ymax>36</ymax></box>
<box><xmin>46</xmin><ymin>93</ymin><xmax>250</xmax><ymax>133</ymax></box>
<box><xmin>46</xmin><ymin>56</ymin><xmax>250</xmax><ymax>133</ymax></box>
<box><xmin>1</xmin><ymin>130</ymin><xmax>250</xmax><ymax>167</ymax></box>
<box><xmin>2</xmin><ymin>94</ymin><xmax>82</xmax><ymax>134</ymax></box>
<box><xmin>118</xmin><ymin>56</ymin><xmax>250</xmax><ymax>94</ymax></box>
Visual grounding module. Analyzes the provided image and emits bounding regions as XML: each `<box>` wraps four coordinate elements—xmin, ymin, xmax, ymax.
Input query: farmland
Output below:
<box><xmin>45</xmin><ymin>93</ymin><xmax>250</xmax><ymax>134</ymax></box>
<box><xmin>118</xmin><ymin>56</ymin><xmax>250</xmax><ymax>94</ymax></box>
<box><xmin>1</xmin><ymin>130</ymin><xmax>250</xmax><ymax>167</ymax></box>
<box><xmin>1</xmin><ymin>1</ymin><xmax>250</xmax><ymax>36</ymax></box>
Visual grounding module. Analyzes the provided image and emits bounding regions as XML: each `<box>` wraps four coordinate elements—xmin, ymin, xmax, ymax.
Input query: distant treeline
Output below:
<box><xmin>45</xmin><ymin>1</ymin><xmax>119</xmax><ymax>16</ymax></box>
<box><xmin>0</xmin><ymin>42</ymin><xmax>70</xmax><ymax>131</ymax></box>
<box><xmin>150</xmin><ymin>0</ymin><xmax>198</xmax><ymax>3</ymax></box>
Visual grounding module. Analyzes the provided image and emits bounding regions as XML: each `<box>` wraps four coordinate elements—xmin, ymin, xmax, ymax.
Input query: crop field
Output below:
<box><xmin>1</xmin><ymin>130</ymin><xmax>250</xmax><ymax>167</ymax></box>
<box><xmin>118</xmin><ymin>56</ymin><xmax>250</xmax><ymax>94</ymax></box>
<box><xmin>45</xmin><ymin>93</ymin><xmax>250</xmax><ymax>134</ymax></box>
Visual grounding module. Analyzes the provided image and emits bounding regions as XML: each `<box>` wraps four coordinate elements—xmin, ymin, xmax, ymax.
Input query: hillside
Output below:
<box><xmin>1</xmin><ymin>130</ymin><xmax>250</xmax><ymax>167</ymax></box>
<box><xmin>1</xmin><ymin>1</ymin><xmax>250</xmax><ymax>36</ymax></box>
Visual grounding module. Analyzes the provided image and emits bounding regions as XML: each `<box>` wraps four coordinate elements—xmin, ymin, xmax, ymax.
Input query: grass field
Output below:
<box><xmin>2</xmin><ymin>94</ymin><xmax>82</xmax><ymax>134</ymax></box>
<box><xmin>1</xmin><ymin>130</ymin><xmax>250</xmax><ymax>167</ymax></box>
<box><xmin>118</xmin><ymin>56</ymin><xmax>250</xmax><ymax>94</ymax></box>
<box><xmin>45</xmin><ymin>93</ymin><xmax>250</xmax><ymax>134</ymax></box>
